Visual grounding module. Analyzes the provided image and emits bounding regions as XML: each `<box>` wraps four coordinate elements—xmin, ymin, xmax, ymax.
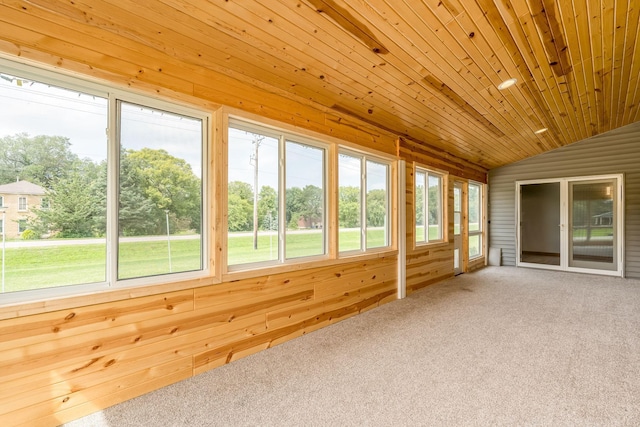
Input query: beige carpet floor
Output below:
<box><xmin>64</xmin><ymin>266</ymin><xmax>640</xmax><ymax>426</ymax></box>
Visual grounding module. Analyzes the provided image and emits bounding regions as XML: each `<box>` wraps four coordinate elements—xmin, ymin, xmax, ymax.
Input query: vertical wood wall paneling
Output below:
<box><xmin>488</xmin><ymin>121</ymin><xmax>640</xmax><ymax>278</ymax></box>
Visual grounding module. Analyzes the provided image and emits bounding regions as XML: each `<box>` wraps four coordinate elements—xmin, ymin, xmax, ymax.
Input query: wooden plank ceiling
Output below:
<box><xmin>1</xmin><ymin>0</ymin><xmax>638</xmax><ymax>170</ymax></box>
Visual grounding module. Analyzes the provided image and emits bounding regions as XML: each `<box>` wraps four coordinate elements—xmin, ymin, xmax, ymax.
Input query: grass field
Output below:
<box><xmin>0</xmin><ymin>229</ymin><xmax>386</xmax><ymax>292</ymax></box>
<box><xmin>1</xmin><ymin>225</ymin><xmax>488</xmax><ymax>293</ymax></box>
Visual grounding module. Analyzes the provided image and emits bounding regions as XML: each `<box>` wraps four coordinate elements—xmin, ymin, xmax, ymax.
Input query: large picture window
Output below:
<box><xmin>0</xmin><ymin>61</ymin><xmax>207</xmax><ymax>296</ymax></box>
<box><xmin>415</xmin><ymin>166</ymin><xmax>445</xmax><ymax>244</ymax></box>
<box><xmin>117</xmin><ymin>102</ymin><xmax>204</xmax><ymax>280</ymax></box>
<box><xmin>338</xmin><ymin>151</ymin><xmax>390</xmax><ymax>253</ymax></box>
<box><xmin>227</xmin><ymin>121</ymin><xmax>326</xmax><ymax>268</ymax></box>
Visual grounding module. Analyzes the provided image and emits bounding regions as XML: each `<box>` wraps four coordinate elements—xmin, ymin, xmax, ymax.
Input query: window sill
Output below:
<box><xmin>0</xmin><ymin>273</ymin><xmax>218</xmax><ymax>321</ymax></box>
<box><xmin>223</xmin><ymin>248</ymin><xmax>398</xmax><ymax>282</ymax></box>
<box><xmin>413</xmin><ymin>240</ymin><xmax>450</xmax><ymax>250</ymax></box>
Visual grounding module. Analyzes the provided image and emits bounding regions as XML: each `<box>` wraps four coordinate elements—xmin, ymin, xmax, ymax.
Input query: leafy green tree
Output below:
<box><xmin>126</xmin><ymin>148</ymin><xmax>201</xmax><ymax>232</ymax></box>
<box><xmin>428</xmin><ymin>183</ymin><xmax>440</xmax><ymax>225</ymax></box>
<box><xmin>117</xmin><ymin>154</ymin><xmax>159</xmax><ymax>236</ymax></box>
<box><xmin>415</xmin><ymin>184</ymin><xmax>424</xmax><ymax>226</ymax></box>
<box><xmin>0</xmin><ymin>133</ymin><xmax>80</xmax><ymax>188</ymax></box>
<box><xmin>285</xmin><ymin>187</ymin><xmax>303</xmax><ymax>226</ymax></box>
<box><xmin>366</xmin><ymin>189</ymin><xmax>387</xmax><ymax>227</ymax></box>
<box><xmin>299</xmin><ymin>185</ymin><xmax>323</xmax><ymax>226</ymax></box>
<box><xmin>257</xmin><ymin>185</ymin><xmax>277</xmax><ymax>230</ymax></box>
<box><xmin>228</xmin><ymin>194</ymin><xmax>253</xmax><ymax>232</ymax></box>
<box><xmin>228</xmin><ymin>181</ymin><xmax>254</xmax><ymax>201</ymax></box>
<box><xmin>227</xmin><ymin>181</ymin><xmax>254</xmax><ymax>232</ymax></box>
<box><xmin>338</xmin><ymin>186</ymin><xmax>360</xmax><ymax>228</ymax></box>
<box><xmin>31</xmin><ymin>164</ymin><xmax>103</xmax><ymax>238</ymax></box>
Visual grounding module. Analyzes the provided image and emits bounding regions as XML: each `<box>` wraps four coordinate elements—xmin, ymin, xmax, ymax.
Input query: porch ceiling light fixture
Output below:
<box><xmin>534</xmin><ymin>127</ymin><xmax>548</xmax><ymax>134</ymax></box>
<box><xmin>497</xmin><ymin>78</ymin><xmax>518</xmax><ymax>90</ymax></box>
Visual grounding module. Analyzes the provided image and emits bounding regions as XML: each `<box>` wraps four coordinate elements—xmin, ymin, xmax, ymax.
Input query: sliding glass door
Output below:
<box><xmin>520</xmin><ymin>182</ymin><xmax>561</xmax><ymax>266</ymax></box>
<box><xmin>569</xmin><ymin>179</ymin><xmax>617</xmax><ymax>271</ymax></box>
<box><xmin>517</xmin><ymin>175</ymin><xmax>622</xmax><ymax>276</ymax></box>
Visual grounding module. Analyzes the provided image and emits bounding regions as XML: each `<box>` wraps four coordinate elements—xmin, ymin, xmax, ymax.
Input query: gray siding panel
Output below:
<box><xmin>489</xmin><ymin>121</ymin><xmax>640</xmax><ymax>278</ymax></box>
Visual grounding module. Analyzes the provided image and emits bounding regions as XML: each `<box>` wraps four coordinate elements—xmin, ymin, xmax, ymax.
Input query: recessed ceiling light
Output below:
<box><xmin>534</xmin><ymin>128</ymin><xmax>548</xmax><ymax>134</ymax></box>
<box><xmin>497</xmin><ymin>78</ymin><xmax>518</xmax><ymax>90</ymax></box>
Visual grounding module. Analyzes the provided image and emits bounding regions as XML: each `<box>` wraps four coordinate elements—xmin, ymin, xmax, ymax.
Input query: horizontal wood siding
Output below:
<box><xmin>0</xmin><ymin>256</ymin><xmax>397</xmax><ymax>426</ymax></box>
<box><xmin>489</xmin><ymin>122</ymin><xmax>640</xmax><ymax>278</ymax></box>
<box><xmin>0</xmin><ymin>10</ymin><xmax>494</xmax><ymax>425</ymax></box>
<box><xmin>402</xmin><ymin>148</ymin><xmax>455</xmax><ymax>293</ymax></box>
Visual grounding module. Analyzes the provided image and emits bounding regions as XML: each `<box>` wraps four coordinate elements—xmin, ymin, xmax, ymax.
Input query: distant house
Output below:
<box><xmin>0</xmin><ymin>180</ymin><xmax>47</xmax><ymax>239</ymax></box>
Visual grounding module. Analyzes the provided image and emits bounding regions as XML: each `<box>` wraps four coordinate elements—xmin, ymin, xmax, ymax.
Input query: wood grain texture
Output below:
<box><xmin>0</xmin><ymin>0</ymin><xmax>633</xmax><ymax>172</ymax></box>
<box><xmin>0</xmin><ymin>257</ymin><xmax>398</xmax><ymax>426</ymax></box>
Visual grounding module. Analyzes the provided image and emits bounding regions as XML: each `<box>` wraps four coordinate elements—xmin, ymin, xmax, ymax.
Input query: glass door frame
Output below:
<box><xmin>516</xmin><ymin>174</ymin><xmax>624</xmax><ymax>277</ymax></box>
<box><xmin>453</xmin><ymin>181</ymin><xmax>463</xmax><ymax>275</ymax></box>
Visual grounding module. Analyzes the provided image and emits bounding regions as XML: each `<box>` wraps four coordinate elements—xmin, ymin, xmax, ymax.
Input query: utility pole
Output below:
<box><xmin>250</xmin><ymin>136</ymin><xmax>264</xmax><ymax>250</ymax></box>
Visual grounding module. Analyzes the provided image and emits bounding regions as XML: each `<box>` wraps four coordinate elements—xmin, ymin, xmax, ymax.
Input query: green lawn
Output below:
<box><xmin>228</xmin><ymin>229</ymin><xmax>386</xmax><ymax>265</ymax></box>
<box><xmin>0</xmin><ymin>239</ymin><xmax>204</xmax><ymax>293</ymax></box>
<box><xmin>0</xmin><ymin>224</ymin><xmax>487</xmax><ymax>293</ymax></box>
<box><xmin>415</xmin><ymin>225</ymin><xmax>444</xmax><ymax>241</ymax></box>
<box><xmin>572</xmin><ymin>227</ymin><xmax>613</xmax><ymax>238</ymax></box>
<box><xmin>0</xmin><ymin>229</ymin><xmax>388</xmax><ymax>293</ymax></box>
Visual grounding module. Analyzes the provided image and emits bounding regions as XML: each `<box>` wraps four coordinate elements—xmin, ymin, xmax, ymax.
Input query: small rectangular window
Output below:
<box><xmin>18</xmin><ymin>197</ymin><xmax>27</xmax><ymax>211</ymax></box>
<box><xmin>0</xmin><ymin>196</ymin><xmax>4</xmax><ymax>207</ymax></box>
<box><xmin>285</xmin><ymin>140</ymin><xmax>325</xmax><ymax>259</ymax></box>
<box><xmin>366</xmin><ymin>160</ymin><xmax>389</xmax><ymax>249</ymax></box>
<box><xmin>415</xmin><ymin>166</ymin><xmax>445</xmax><ymax>244</ymax></box>
<box><xmin>338</xmin><ymin>153</ymin><xmax>362</xmax><ymax>252</ymax></box>
<box><xmin>338</xmin><ymin>151</ymin><xmax>390</xmax><ymax>253</ymax></box>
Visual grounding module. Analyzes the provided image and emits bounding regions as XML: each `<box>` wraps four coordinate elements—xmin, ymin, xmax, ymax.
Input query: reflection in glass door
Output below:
<box><xmin>569</xmin><ymin>180</ymin><xmax>617</xmax><ymax>271</ymax></box>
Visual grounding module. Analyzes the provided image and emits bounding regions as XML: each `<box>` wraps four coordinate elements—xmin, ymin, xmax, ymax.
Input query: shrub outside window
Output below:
<box><xmin>415</xmin><ymin>166</ymin><xmax>445</xmax><ymax>244</ymax></box>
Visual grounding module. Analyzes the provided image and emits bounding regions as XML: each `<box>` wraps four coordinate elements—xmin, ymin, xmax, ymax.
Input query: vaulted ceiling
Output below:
<box><xmin>1</xmin><ymin>0</ymin><xmax>638</xmax><ymax>170</ymax></box>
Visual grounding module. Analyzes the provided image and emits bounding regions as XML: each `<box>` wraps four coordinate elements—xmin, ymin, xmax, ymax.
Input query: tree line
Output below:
<box><xmin>0</xmin><ymin>133</ymin><xmax>200</xmax><ymax>238</ymax></box>
<box><xmin>1</xmin><ymin>133</ymin><xmax>390</xmax><ymax>239</ymax></box>
<box><xmin>228</xmin><ymin>180</ymin><xmax>387</xmax><ymax>232</ymax></box>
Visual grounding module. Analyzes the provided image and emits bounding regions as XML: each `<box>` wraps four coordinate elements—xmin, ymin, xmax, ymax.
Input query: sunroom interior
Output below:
<box><xmin>0</xmin><ymin>1</ymin><xmax>638</xmax><ymax>425</ymax></box>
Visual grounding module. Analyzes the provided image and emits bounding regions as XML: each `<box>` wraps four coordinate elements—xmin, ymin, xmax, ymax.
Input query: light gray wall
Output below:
<box><xmin>489</xmin><ymin>121</ymin><xmax>640</xmax><ymax>278</ymax></box>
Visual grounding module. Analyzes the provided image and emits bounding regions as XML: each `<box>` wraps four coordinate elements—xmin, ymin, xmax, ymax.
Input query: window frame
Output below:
<box><xmin>338</xmin><ymin>148</ymin><xmax>392</xmax><ymax>256</ymax></box>
<box><xmin>226</xmin><ymin>118</ymin><xmax>329</xmax><ymax>272</ymax></box>
<box><xmin>414</xmin><ymin>164</ymin><xmax>447</xmax><ymax>246</ymax></box>
<box><xmin>468</xmin><ymin>181</ymin><xmax>483</xmax><ymax>260</ymax></box>
<box><xmin>18</xmin><ymin>196</ymin><xmax>27</xmax><ymax>211</ymax></box>
<box><xmin>0</xmin><ymin>57</ymin><xmax>211</xmax><ymax>302</ymax></box>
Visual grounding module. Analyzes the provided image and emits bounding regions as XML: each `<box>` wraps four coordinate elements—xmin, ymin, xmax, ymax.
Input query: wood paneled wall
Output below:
<box><xmin>402</xmin><ymin>144</ymin><xmax>454</xmax><ymax>295</ymax></box>
<box><xmin>0</xmin><ymin>13</ymin><xmax>485</xmax><ymax>424</ymax></box>
<box><xmin>0</xmin><ymin>256</ymin><xmax>397</xmax><ymax>426</ymax></box>
<box><xmin>400</xmin><ymin>140</ymin><xmax>487</xmax><ymax>295</ymax></box>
